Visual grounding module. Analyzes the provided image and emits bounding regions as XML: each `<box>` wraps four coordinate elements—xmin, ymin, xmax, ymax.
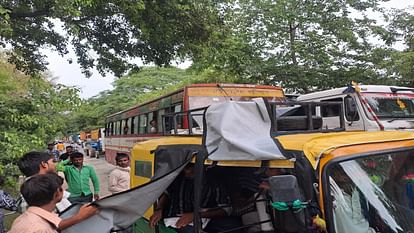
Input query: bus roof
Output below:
<box><xmin>106</xmin><ymin>83</ymin><xmax>283</xmax><ymax>119</ymax></box>
<box><xmin>297</xmin><ymin>85</ymin><xmax>414</xmax><ymax>101</ymax></box>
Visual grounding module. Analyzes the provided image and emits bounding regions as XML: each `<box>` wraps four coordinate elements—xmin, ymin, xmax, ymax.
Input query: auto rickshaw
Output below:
<box><xmin>129</xmin><ymin>99</ymin><xmax>414</xmax><ymax>233</ymax></box>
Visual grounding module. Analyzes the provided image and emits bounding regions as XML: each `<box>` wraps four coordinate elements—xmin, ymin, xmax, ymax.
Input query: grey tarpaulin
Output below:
<box><xmin>205</xmin><ymin>98</ymin><xmax>286</xmax><ymax>161</ymax></box>
<box><xmin>60</xmin><ymin>145</ymin><xmax>199</xmax><ymax>233</ymax></box>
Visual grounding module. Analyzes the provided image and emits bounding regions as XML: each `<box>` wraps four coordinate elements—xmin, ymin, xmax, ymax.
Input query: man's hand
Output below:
<box><xmin>58</xmin><ymin>204</ymin><xmax>99</xmax><ymax>230</ymax></box>
<box><xmin>77</xmin><ymin>204</ymin><xmax>99</xmax><ymax>220</ymax></box>
<box><xmin>149</xmin><ymin>209</ymin><xmax>162</xmax><ymax>228</ymax></box>
<box><xmin>94</xmin><ymin>194</ymin><xmax>100</xmax><ymax>201</ymax></box>
<box><xmin>176</xmin><ymin>213</ymin><xmax>194</xmax><ymax>228</ymax></box>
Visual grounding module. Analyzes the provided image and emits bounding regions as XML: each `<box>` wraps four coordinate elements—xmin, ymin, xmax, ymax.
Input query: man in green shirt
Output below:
<box><xmin>58</xmin><ymin>152</ymin><xmax>100</xmax><ymax>204</ymax></box>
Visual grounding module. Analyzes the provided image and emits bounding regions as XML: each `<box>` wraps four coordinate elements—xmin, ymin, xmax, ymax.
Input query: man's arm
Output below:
<box><xmin>56</xmin><ymin>159</ymin><xmax>71</xmax><ymax>172</ymax></box>
<box><xmin>89</xmin><ymin>167</ymin><xmax>100</xmax><ymax>200</ymax></box>
<box><xmin>149</xmin><ymin>193</ymin><xmax>169</xmax><ymax>228</ymax></box>
<box><xmin>176</xmin><ymin>182</ymin><xmax>231</xmax><ymax>228</ymax></box>
<box><xmin>58</xmin><ymin>204</ymin><xmax>99</xmax><ymax>230</ymax></box>
<box><xmin>175</xmin><ymin>208</ymin><xmax>228</xmax><ymax>228</ymax></box>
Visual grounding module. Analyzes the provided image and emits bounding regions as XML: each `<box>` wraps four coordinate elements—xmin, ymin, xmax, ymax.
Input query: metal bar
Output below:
<box><xmin>339</xmin><ymin>102</ymin><xmax>345</xmax><ymax>129</ymax></box>
<box><xmin>307</xmin><ymin>103</ymin><xmax>313</xmax><ymax>130</ymax></box>
<box><xmin>188</xmin><ymin>111</ymin><xmax>193</xmax><ymax>135</ymax></box>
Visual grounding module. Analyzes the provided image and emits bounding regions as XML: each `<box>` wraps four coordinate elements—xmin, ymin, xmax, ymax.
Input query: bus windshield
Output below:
<box><xmin>361</xmin><ymin>93</ymin><xmax>414</xmax><ymax>119</ymax></box>
<box><xmin>328</xmin><ymin>151</ymin><xmax>414</xmax><ymax>233</ymax></box>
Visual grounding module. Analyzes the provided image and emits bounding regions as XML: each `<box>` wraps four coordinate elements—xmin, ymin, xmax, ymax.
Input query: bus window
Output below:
<box><xmin>148</xmin><ymin>112</ymin><xmax>158</xmax><ymax>133</ymax></box>
<box><xmin>115</xmin><ymin>121</ymin><xmax>121</xmax><ymax>135</ymax></box>
<box><xmin>163</xmin><ymin>108</ymin><xmax>173</xmax><ymax>132</ymax></box>
<box><xmin>121</xmin><ymin>119</ymin><xmax>127</xmax><ymax>135</ymax></box>
<box><xmin>131</xmin><ymin>117</ymin><xmax>135</xmax><ymax>134</ymax></box>
<box><xmin>174</xmin><ymin>104</ymin><xmax>183</xmax><ymax>128</ymax></box>
<box><xmin>139</xmin><ymin>114</ymin><xmax>147</xmax><ymax>134</ymax></box>
<box><xmin>147</xmin><ymin>112</ymin><xmax>154</xmax><ymax>133</ymax></box>
<box><xmin>134</xmin><ymin>116</ymin><xmax>139</xmax><ymax>135</ymax></box>
<box><xmin>158</xmin><ymin>110</ymin><xmax>165</xmax><ymax>132</ymax></box>
<box><xmin>174</xmin><ymin>104</ymin><xmax>182</xmax><ymax>113</ymax></box>
<box><xmin>111</xmin><ymin>122</ymin><xmax>115</xmax><ymax>135</ymax></box>
<box><xmin>106</xmin><ymin>123</ymin><xmax>110</xmax><ymax>136</ymax></box>
<box><xmin>126</xmin><ymin>118</ymin><xmax>131</xmax><ymax>134</ymax></box>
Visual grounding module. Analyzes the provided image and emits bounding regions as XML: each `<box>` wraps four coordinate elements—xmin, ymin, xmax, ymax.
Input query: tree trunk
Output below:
<box><xmin>289</xmin><ymin>22</ymin><xmax>298</xmax><ymax>66</ymax></box>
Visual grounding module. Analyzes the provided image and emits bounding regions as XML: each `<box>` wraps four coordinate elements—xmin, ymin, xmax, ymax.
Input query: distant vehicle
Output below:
<box><xmin>90</xmin><ymin>141</ymin><xmax>101</xmax><ymax>151</ymax></box>
<box><xmin>104</xmin><ymin>83</ymin><xmax>286</xmax><ymax>164</ymax></box>
<box><xmin>297</xmin><ymin>84</ymin><xmax>414</xmax><ymax>131</ymax></box>
<box><xmin>70</xmin><ymin>134</ymin><xmax>81</xmax><ymax>144</ymax></box>
<box><xmin>81</xmin><ymin>128</ymin><xmax>105</xmax><ymax>158</ymax></box>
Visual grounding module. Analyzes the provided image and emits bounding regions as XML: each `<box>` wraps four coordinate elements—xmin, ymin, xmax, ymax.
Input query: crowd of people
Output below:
<box><xmin>3</xmin><ymin>142</ymin><xmax>278</xmax><ymax>233</ymax></box>
<box><xmin>2</xmin><ymin>143</ymin><xmax>307</xmax><ymax>233</ymax></box>
<box><xmin>0</xmin><ymin>142</ymin><xmax>132</xmax><ymax>233</ymax></box>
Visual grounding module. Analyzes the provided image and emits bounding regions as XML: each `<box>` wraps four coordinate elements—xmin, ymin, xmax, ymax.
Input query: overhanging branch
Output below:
<box><xmin>8</xmin><ymin>8</ymin><xmax>51</xmax><ymax>19</ymax></box>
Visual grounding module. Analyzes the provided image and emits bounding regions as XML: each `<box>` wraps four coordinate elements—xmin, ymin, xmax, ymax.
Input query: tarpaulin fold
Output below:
<box><xmin>205</xmin><ymin>98</ymin><xmax>286</xmax><ymax>161</ymax></box>
<box><xmin>60</xmin><ymin>145</ymin><xmax>201</xmax><ymax>233</ymax></box>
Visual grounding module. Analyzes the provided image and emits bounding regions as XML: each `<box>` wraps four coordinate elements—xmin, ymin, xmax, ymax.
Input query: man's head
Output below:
<box><xmin>115</xmin><ymin>153</ymin><xmax>129</xmax><ymax>168</ymax></box>
<box><xmin>21</xmin><ymin>172</ymin><xmax>64</xmax><ymax>207</ymax></box>
<box><xmin>65</xmin><ymin>145</ymin><xmax>73</xmax><ymax>154</ymax></box>
<box><xmin>18</xmin><ymin>151</ymin><xmax>56</xmax><ymax>177</ymax></box>
<box><xmin>47</xmin><ymin>143</ymin><xmax>54</xmax><ymax>150</ymax></box>
<box><xmin>70</xmin><ymin>152</ymin><xmax>84</xmax><ymax>167</ymax></box>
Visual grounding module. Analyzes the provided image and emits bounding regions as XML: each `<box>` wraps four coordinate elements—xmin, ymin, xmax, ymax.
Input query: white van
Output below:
<box><xmin>297</xmin><ymin>85</ymin><xmax>414</xmax><ymax>131</ymax></box>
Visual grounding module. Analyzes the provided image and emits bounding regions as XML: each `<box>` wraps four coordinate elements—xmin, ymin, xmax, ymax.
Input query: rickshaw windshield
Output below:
<box><xmin>328</xmin><ymin>150</ymin><xmax>414</xmax><ymax>233</ymax></box>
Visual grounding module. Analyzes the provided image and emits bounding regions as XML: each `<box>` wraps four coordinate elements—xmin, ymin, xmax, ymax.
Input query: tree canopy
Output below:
<box><xmin>191</xmin><ymin>0</ymin><xmax>414</xmax><ymax>93</ymax></box>
<box><xmin>0</xmin><ymin>57</ymin><xmax>80</xmax><ymax>185</ymax></box>
<box><xmin>0</xmin><ymin>0</ymin><xmax>222</xmax><ymax>77</ymax></box>
<box><xmin>65</xmin><ymin>67</ymin><xmax>198</xmax><ymax>133</ymax></box>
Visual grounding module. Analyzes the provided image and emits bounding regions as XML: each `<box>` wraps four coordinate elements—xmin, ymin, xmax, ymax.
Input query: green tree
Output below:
<box><xmin>66</xmin><ymin>67</ymin><xmax>198</xmax><ymax>133</ymax></box>
<box><xmin>381</xmin><ymin>8</ymin><xmax>414</xmax><ymax>86</ymax></box>
<box><xmin>192</xmin><ymin>0</ymin><xmax>410</xmax><ymax>93</ymax></box>
<box><xmin>0</xmin><ymin>57</ymin><xmax>80</xmax><ymax>185</ymax></box>
<box><xmin>0</xmin><ymin>0</ymin><xmax>223</xmax><ymax>77</ymax></box>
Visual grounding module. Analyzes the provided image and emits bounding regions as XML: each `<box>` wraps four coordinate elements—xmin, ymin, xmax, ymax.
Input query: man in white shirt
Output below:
<box><xmin>108</xmin><ymin>153</ymin><xmax>131</xmax><ymax>233</ymax></box>
<box><xmin>108</xmin><ymin>153</ymin><xmax>130</xmax><ymax>194</ymax></box>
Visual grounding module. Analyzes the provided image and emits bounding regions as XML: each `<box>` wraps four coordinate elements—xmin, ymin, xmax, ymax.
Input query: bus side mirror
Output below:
<box><xmin>344</xmin><ymin>96</ymin><xmax>358</xmax><ymax>121</ymax></box>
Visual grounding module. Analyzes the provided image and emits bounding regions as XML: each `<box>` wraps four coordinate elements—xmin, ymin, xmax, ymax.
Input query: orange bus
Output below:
<box><xmin>104</xmin><ymin>83</ymin><xmax>285</xmax><ymax>164</ymax></box>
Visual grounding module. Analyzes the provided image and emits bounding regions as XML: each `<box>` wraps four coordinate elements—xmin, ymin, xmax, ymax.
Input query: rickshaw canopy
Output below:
<box><xmin>277</xmin><ymin>131</ymin><xmax>414</xmax><ymax>168</ymax></box>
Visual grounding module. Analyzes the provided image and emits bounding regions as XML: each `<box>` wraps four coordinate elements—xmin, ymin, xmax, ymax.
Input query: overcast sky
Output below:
<box><xmin>47</xmin><ymin>0</ymin><xmax>412</xmax><ymax>99</ymax></box>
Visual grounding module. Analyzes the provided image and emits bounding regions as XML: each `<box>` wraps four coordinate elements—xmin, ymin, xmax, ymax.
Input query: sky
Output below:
<box><xmin>47</xmin><ymin>0</ymin><xmax>412</xmax><ymax>99</ymax></box>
